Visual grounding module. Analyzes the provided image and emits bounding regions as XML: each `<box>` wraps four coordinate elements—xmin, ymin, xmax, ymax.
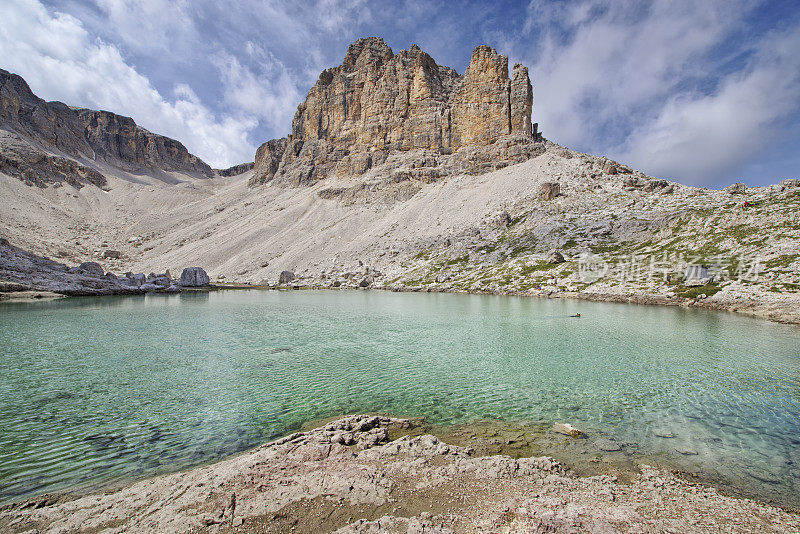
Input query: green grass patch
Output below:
<box><xmin>764</xmin><ymin>254</ymin><xmax>798</xmax><ymax>269</ymax></box>
<box><xmin>677</xmin><ymin>283</ymin><xmax>721</xmax><ymax>299</ymax></box>
<box><xmin>443</xmin><ymin>255</ymin><xmax>470</xmax><ymax>267</ymax></box>
<box><xmin>519</xmin><ymin>262</ymin><xmax>556</xmax><ymax>276</ymax></box>
<box><xmin>590</xmin><ymin>240</ymin><xmax>626</xmax><ymax>254</ymax></box>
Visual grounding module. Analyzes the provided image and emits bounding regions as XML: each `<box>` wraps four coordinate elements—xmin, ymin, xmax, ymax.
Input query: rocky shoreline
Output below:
<box><xmin>227</xmin><ymin>279</ymin><xmax>800</xmax><ymax>327</ymax></box>
<box><xmin>389</xmin><ymin>285</ymin><xmax>800</xmax><ymax>326</ymax></box>
<box><xmin>0</xmin><ymin>238</ymin><xmax>212</xmax><ymax>300</ymax></box>
<box><xmin>1</xmin><ymin>414</ymin><xmax>797</xmax><ymax>533</ymax></box>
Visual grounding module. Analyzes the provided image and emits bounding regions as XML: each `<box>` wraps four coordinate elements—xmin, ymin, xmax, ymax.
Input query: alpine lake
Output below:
<box><xmin>1</xmin><ymin>289</ymin><xmax>799</xmax><ymax>508</ymax></box>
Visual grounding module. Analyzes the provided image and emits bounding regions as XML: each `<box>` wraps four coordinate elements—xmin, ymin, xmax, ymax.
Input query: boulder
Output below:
<box><xmin>644</xmin><ymin>179</ymin><xmax>669</xmax><ymax>192</ymax></box>
<box><xmin>553</xmin><ymin>423</ymin><xmax>583</xmax><ymax>438</ymax></box>
<box><xmin>547</xmin><ymin>250</ymin><xmax>565</xmax><ymax>264</ymax></box>
<box><xmin>179</xmin><ymin>267</ymin><xmax>210</xmax><ymax>287</ymax></box>
<box><xmin>602</xmin><ymin>160</ymin><xmax>618</xmax><ymax>175</ymax></box>
<box><xmin>75</xmin><ymin>261</ymin><xmax>104</xmax><ymax>277</ymax></box>
<box><xmin>725</xmin><ymin>182</ymin><xmax>746</xmax><ymax>194</ymax></box>
<box><xmin>359</xmin><ymin>276</ymin><xmax>373</xmax><ymax>287</ymax></box>
<box><xmin>102</xmin><ymin>250</ymin><xmax>121</xmax><ymax>259</ymax></box>
<box><xmin>279</xmin><ymin>270</ymin><xmax>295</xmax><ymax>284</ymax></box>
<box><xmin>780</xmin><ymin>178</ymin><xmax>799</xmax><ymax>191</ymax></box>
<box><xmin>623</xmin><ymin>176</ymin><xmax>642</xmax><ymax>189</ymax></box>
<box><xmin>539</xmin><ymin>182</ymin><xmax>560</xmax><ymax>200</ymax></box>
<box><xmin>151</xmin><ymin>276</ymin><xmax>171</xmax><ymax>288</ymax></box>
<box><xmin>139</xmin><ymin>283</ymin><xmax>161</xmax><ymax>291</ymax></box>
<box><xmin>498</xmin><ymin>211</ymin><xmax>512</xmax><ymax>227</ymax></box>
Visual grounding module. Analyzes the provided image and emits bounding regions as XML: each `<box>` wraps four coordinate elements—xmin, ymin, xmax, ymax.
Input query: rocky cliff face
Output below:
<box><xmin>0</xmin><ymin>68</ymin><xmax>212</xmax><ymax>187</ymax></box>
<box><xmin>75</xmin><ymin>108</ymin><xmax>212</xmax><ymax>175</ymax></box>
<box><xmin>252</xmin><ymin>38</ymin><xmax>541</xmax><ymax>186</ymax></box>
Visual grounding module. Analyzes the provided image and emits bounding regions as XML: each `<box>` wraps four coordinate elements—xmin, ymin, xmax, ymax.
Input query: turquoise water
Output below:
<box><xmin>1</xmin><ymin>290</ymin><xmax>799</xmax><ymax>506</ymax></box>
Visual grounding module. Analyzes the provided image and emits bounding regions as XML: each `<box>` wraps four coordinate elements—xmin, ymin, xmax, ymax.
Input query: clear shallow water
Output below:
<box><xmin>1</xmin><ymin>290</ymin><xmax>799</xmax><ymax>506</ymax></box>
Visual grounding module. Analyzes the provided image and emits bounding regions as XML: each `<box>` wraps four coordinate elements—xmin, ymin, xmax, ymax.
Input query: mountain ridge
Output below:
<box><xmin>0</xmin><ymin>68</ymin><xmax>213</xmax><ymax>187</ymax></box>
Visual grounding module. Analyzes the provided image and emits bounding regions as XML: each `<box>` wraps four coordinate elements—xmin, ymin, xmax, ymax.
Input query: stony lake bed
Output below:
<box><xmin>1</xmin><ymin>289</ymin><xmax>799</xmax><ymax>532</ymax></box>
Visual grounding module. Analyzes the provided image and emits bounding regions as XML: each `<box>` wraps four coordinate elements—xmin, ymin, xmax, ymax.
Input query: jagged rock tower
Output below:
<box><xmin>252</xmin><ymin>38</ymin><xmax>541</xmax><ymax>186</ymax></box>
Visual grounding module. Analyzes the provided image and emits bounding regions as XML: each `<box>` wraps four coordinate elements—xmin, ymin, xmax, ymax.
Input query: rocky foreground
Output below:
<box><xmin>1</xmin><ymin>415</ymin><xmax>797</xmax><ymax>533</ymax></box>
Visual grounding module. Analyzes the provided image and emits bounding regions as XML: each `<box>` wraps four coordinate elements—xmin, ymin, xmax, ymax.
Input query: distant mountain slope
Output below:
<box><xmin>0</xmin><ymin>68</ymin><xmax>212</xmax><ymax>187</ymax></box>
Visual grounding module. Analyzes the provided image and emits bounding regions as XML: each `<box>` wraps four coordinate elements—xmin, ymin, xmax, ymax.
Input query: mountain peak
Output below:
<box><xmin>252</xmin><ymin>40</ymin><xmax>540</xmax><ymax>186</ymax></box>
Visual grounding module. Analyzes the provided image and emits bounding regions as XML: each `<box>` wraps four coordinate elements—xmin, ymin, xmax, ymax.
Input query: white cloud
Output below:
<box><xmin>618</xmin><ymin>27</ymin><xmax>800</xmax><ymax>185</ymax></box>
<box><xmin>526</xmin><ymin>0</ymin><xmax>753</xmax><ymax>148</ymax></box>
<box><xmin>212</xmin><ymin>47</ymin><xmax>301</xmax><ymax>136</ymax></box>
<box><xmin>0</xmin><ymin>0</ymin><xmax>255</xmax><ymax>168</ymax></box>
<box><xmin>92</xmin><ymin>0</ymin><xmax>198</xmax><ymax>56</ymax></box>
<box><xmin>515</xmin><ymin>0</ymin><xmax>800</xmax><ymax>185</ymax></box>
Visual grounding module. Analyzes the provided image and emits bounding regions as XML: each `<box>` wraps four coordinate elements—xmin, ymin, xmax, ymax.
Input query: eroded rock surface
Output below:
<box><xmin>252</xmin><ymin>38</ymin><xmax>542</xmax><ymax>187</ymax></box>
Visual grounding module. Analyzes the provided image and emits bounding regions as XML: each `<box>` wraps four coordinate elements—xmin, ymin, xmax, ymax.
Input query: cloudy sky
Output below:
<box><xmin>1</xmin><ymin>0</ymin><xmax>799</xmax><ymax>187</ymax></box>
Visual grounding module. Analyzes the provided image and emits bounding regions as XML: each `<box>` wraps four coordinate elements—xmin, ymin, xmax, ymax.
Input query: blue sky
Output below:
<box><xmin>1</xmin><ymin>0</ymin><xmax>799</xmax><ymax>188</ymax></box>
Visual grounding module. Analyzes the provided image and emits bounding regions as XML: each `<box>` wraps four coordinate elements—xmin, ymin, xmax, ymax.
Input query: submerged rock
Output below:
<box><xmin>553</xmin><ymin>422</ymin><xmax>583</xmax><ymax>438</ymax></box>
<box><xmin>596</xmin><ymin>438</ymin><xmax>622</xmax><ymax>452</ymax></box>
<box><xmin>179</xmin><ymin>267</ymin><xmax>210</xmax><ymax>287</ymax></box>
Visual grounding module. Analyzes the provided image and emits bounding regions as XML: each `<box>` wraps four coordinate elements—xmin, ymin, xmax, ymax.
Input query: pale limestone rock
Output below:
<box><xmin>251</xmin><ymin>38</ymin><xmax>540</xmax><ymax>188</ymax></box>
<box><xmin>725</xmin><ymin>182</ymin><xmax>746</xmax><ymax>194</ymax></box>
<box><xmin>553</xmin><ymin>422</ymin><xmax>583</xmax><ymax>438</ymax></box>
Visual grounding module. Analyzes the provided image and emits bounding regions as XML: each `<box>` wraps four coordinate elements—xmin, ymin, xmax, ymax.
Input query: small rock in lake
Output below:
<box><xmin>654</xmin><ymin>429</ymin><xmax>676</xmax><ymax>438</ymax></box>
<box><xmin>553</xmin><ymin>422</ymin><xmax>583</xmax><ymax>438</ymax></box>
<box><xmin>676</xmin><ymin>448</ymin><xmax>699</xmax><ymax>456</ymax></box>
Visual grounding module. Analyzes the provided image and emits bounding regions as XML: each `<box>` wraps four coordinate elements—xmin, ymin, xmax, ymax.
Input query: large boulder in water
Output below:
<box><xmin>179</xmin><ymin>267</ymin><xmax>210</xmax><ymax>287</ymax></box>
